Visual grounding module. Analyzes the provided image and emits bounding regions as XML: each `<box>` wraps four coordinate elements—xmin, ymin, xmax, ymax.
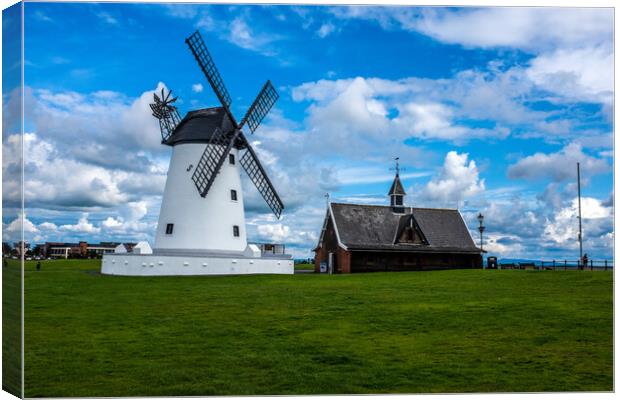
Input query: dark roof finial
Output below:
<box><xmin>388</xmin><ymin>157</ymin><xmax>406</xmax><ymax>196</ymax></box>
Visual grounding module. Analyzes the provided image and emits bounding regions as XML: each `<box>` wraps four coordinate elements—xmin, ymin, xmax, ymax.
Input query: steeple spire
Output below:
<box><xmin>388</xmin><ymin>157</ymin><xmax>406</xmax><ymax>212</ymax></box>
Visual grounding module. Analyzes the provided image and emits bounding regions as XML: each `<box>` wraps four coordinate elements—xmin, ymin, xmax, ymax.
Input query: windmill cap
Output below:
<box><xmin>162</xmin><ymin>107</ymin><xmax>236</xmax><ymax>146</ymax></box>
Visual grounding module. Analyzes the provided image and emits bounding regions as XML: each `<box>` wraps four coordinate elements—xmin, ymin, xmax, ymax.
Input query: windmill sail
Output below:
<box><xmin>186</xmin><ymin>31</ymin><xmax>234</xmax><ymax>119</ymax></box>
<box><xmin>239</xmin><ymin>80</ymin><xmax>279</xmax><ymax>133</ymax></box>
<box><xmin>239</xmin><ymin>144</ymin><xmax>284</xmax><ymax>219</ymax></box>
<box><xmin>185</xmin><ymin>30</ymin><xmax>285</xmax><ymax>219</ymax></box>
<box><xmin>192</xmin><ymin>128</ymin><xmax>240</xmax><ymax>198</ymax></box>
<box><xmin>150</xmin><ymin>88</ymin><xmax>182</xmax><ymax>141</ymax></box>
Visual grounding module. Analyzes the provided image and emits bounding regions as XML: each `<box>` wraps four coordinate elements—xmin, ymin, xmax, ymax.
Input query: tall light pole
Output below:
<box><xmin>477</xmin><ymin>212</ymin><xmax>485</xmax><ymax>252</ymax></box>
<box><xmin>577</xmin><ymin>162</ymin><xmax>583</xmax><ymax>268</ymax></box>
<box><xmin>477</xmin><ymin>213</ymin><xmax>485</xmax><ymax>269</ymax></box>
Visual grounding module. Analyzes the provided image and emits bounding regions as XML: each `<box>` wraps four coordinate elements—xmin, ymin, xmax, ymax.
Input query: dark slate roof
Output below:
<box><xmin>163</xmin><ymin>107</ymin><xmax>239</xmax><ymax>147</ymax></box>
<box><xmin>388</xmin><ymin>174</ymin><xmax>406</xmax><ymax>196</ymax></box>
<box><xmin>329</xmin><ymin>203</ymin><xmax>479</xmax><ymax>253</ymax></box>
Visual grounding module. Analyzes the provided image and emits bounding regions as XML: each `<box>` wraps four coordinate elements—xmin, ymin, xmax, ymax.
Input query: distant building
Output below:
<box><xmin>314</xmin><ymin>170</ymin><xmax>482</xmax><ymax>273</ymax></box>
<box><xmin>43</xmin><ymin>241</ymin><xmax>136</xmax><ymax>259</ymax></box>
<box><xmin>13</xmin><ymin>241</ymin><xmax>30</xmax><ymax>257</ymax></box>
<box><xmin>254</xmin><ymin>243</ymin><xmax>286</xmax><ymax>256</ymax></box>
<box><xmin>2</xmin><ymin>242</ymin><xmax>11</xmax><ymax>257</ymax></box>
<box><xmin>33</xmin><ymin>243</ymin><xmax>45</xmax><ymax>256</ymax></box>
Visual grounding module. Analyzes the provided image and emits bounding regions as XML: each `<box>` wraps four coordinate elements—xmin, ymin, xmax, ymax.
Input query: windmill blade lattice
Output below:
<box><xmin>149</xmin><ymin>88</ymin><xmax>182</xmax><ymax>142</ymax></box>
<box><xmin>186</xmin><ymin>31</ymin><xmax>234</xmax><ymax>122</ymax></box>
<box><xmin>239</xmin><ymin>80</ymin><xmax>279</xmax><ymax>133</ymax></box>
<box><xmin>184</xmin><ymin>30</ymin><xmax>285</xmax><ymax>218</ymax></box>
<box><xmin>192</xmin><ymin>127</ymin><xmax>241</xmax><ymax>197</ymax></box>
<box><xmin>239</xmin><ymin>144</ymin><xmax>284</xmax><ymax>219</ymax></box>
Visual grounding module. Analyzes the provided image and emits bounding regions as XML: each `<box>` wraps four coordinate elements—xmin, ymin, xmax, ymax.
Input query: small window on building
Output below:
<box><xmin>231</xmin><ymin>189</ymin><xmax>238</xmax><ymax>201</ymax></box>
<box><xmin>395</xmin><ymin>196</ymin><xmax>403</xmax><ymax>206</ymax></box>
<box><xmin>165</xmin><ymin>223</ymin><xmax>174</xmax><ymax>235</ymax></box>
<box><xmin>233</xmin><ymin>225</ymin><xmax>240</xmax><ymax>237</ymax></box>
<box><xmin>229</xmin><ymin>154</ymin><xmax>235</xmax><ymax>165</ymax></box>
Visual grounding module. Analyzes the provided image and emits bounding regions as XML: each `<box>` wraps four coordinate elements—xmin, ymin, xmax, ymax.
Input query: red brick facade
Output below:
<box><xmin>338</xmin><ymin>248</ymin><xmax>351</xmax><ymax>273</ymax></box>
<box><xmin>314</xmin><ymin>247</ymin><xmax>323</xmax><ymax>272</ymax></box>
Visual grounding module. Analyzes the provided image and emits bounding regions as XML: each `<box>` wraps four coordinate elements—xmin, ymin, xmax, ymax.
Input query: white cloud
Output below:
<box><xmin>4</xmin><ymin>83</ymin><xmax>173</xmax><ymax>212</ymax></box>
<box><xmin>33</xmin><ymin>10</ymin><xmax>53</xmax><ymax>23</ymax></box>
<box><xmin>38</xmin><ymin>222</ymin><xmax>58</xmax><ymax>231</ymax></box>
<box><xmin>102</xmin><ymin>217</ymin><xmax>123</xmax><ymax>229</ymax></box>
<box><xmin>331</xmin><ymin>7</ymin><xmax>612</xmax><ymax>52</ymax></box>
<box><xmin>410</xmin><ymin>8</ymin><xmax>611</xmax><ymax>51</ymax></box>
<box><xmin>337</xmin><ymin>166</ymin><xmax>431</xmax><ymax>185</ymax></box>
<box><xmin>526</xmin><ymin>45</ymin><xmax>613</xmax><ymax>104</ymax></box>
<box><xmin>395</xmin><ymin>101</ymin><xmax>508</xmax><ymax>141</ymax></box>
<box><xmin>228</xmin><ymin>17</ymin><xmax>279</xmax><ymax>56</ymax></box>
<box><xmin>123</xmin><ymin>201</ymin><xmax>148</xmax><ymax>221</ymax></box>
<box><xmin>95</xmin><ymin>11</ymin><xmax>118</xmax><ymax>25</ymax></box>
<box><xmin>317</xmin><ymin>22</ymin><xmax>336</xmax><ymax>38</ymax></box>
<box><xmin>2</xmin><ymin>132</ymin><xmax>165</xmax><ymax>210</ymax></box>
<box><xmin>162</xmin><ymin>6</ymin><xmax>281</xmax><ymax>58</ymax></box>
<box><xmin>252</xmin><ymin>217</ymin><xmax>319</xmax><ymax>248</ymax></box>
<box><xmin>329</xmin><ymin>7</ymin><xmax>613</xmax><ymax>107</ymax></box>
<box><xmin>257</xmin><ymin>223</ymin><xmax>290</xmax><ymax>242</ymax></box>
<box><xmin>483</xmin><ymin>233</ymin><xmax>526</xmax><ymax>258</ymax></box>
<box><xmin>422</xmin><ymin>151</ymin><xmax>485</xmax><ymax>206</ymax></box>
<box><xmin>507</xmin><ymin>143</ymin><xmax>609</xmax><ymax>182</ymax></box>
<box><xmin>293</xmin><ymin>76</ymin><xmax>507</xmax><ymax>149</ymax></box>
<box><xmin>544</xmin><ymin>197</ymin><xmax>613</xmax><ymax>246</ymax></box>
<box><xmin>32</xmin><ymin>82</ymin><xmax>167</xmax><ymax>158</ymax></box>
<box><xmin>191</xmin><ymin>83</ymin><xmax>204</xmax><ymax>93</ymax></box>
<box><xmin>6</xmin><ymin>212</ymin><xmax>38</xmax><ymax>234</ymax></box>
<box><xmin>60</xmin><ymin>213</ymin><xmax>100</xmax><ymax>234</ymax></box>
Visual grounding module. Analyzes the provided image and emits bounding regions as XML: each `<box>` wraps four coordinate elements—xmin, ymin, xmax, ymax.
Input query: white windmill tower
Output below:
<box><xmin>102</xmin><ymin>31</ymin><xmax>291</xmax><ymax>276</ymax></box>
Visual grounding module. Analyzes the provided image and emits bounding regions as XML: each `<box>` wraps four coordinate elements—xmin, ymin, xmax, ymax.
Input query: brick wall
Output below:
<box><xmin>338</xmin><ymin>248</ymin><xmax>351</xmax><ymax>273</ymax></box>
<box><xmin>314</xmin><ymin>247</ymin><xmax>323</xmax><ymax>272</ymax></box>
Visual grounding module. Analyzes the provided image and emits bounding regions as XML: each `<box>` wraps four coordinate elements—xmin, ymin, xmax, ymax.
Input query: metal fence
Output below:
<box><xmin>497</xmin><ymin>260</ymin><xmax>613</xmax><ymax>271</ymax></box>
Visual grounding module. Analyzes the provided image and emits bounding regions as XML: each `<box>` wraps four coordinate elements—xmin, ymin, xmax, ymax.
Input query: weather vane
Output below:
<box><xmin>390</xmin><ymin>157</ymin><xmax>405</xmax><ymax>176</ymax></box>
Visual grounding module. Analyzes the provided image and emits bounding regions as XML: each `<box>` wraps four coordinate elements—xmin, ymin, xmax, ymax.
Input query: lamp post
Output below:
<box><xmin>477</xmin><ymin>212</ymin><xmax>485</xmax><ymax>253</ymax></box>
<box><xmin>577</xmin><ymin>162</ymin><xmax>583</xmax><ymax>269</ymax></box>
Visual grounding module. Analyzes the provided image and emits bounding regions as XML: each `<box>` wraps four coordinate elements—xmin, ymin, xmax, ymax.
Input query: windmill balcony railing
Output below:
<box><xmin>251</xmin><ymin>243</ymin><xmax>287</xmax><ymax>257</ymax></box>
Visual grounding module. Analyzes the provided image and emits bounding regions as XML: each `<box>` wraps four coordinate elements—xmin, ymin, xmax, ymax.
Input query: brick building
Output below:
<box><xmin>314</xmin><ymin>171</ymin><xmax>482</xmax><ymax>273</ymax></box>
<box><xmin>43</xmin><ymin>241</ymin><xmax>136</xmax><ymax>258</ymax></box>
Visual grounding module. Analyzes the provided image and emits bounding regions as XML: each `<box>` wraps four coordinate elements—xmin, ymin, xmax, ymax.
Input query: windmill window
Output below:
<box><xmin>165</xmin><ymin>223</ymin><xmax>174</xmax><ymax>235</ymax></box>
<box><xmin>229</xmin><ymin>154</ymin><xmax>235</xmax><ymax>165</ymax></box>
<box><xmin>231</xmin><ymin>189</ymin><xmax>238</xmax><ymax>201</ymax></box>
<box><xmin>233</xmin><ymin>225</ymin><xmax>240</xmax><ymax>237</ymax></box>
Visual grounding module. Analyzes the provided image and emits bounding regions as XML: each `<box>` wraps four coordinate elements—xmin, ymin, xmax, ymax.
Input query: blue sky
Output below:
<box><xmin>2</xmin><ymin>3</ymin><xmax>614</xmax><ymax>259</ymax></box>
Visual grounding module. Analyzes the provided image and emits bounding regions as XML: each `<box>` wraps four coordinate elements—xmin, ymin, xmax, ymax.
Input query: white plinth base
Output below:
<box><xmin>101</xmin><ymin>253</ymin><xmax>294</xmax><ymax>276</ymax></box>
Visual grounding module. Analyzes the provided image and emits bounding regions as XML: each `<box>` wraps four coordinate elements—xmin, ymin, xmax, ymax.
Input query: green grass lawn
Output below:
<box><xmin>2</xmin><ymin>259</ymin><xmax>22</xmax><ymax>397</ymax></box>
<box><xmin>20</xmin><ymin>259</ymin><xmax>612</xmax><ymax>396</ymax></box>
<box><xmin>294</xmin><ymin>262</ymin><xmax>314</xmax><ymax>271</ymax></box>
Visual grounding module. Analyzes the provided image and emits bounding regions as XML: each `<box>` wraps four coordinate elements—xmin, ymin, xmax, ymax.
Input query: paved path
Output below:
<box><xmin>294</xmin><ymin>269</ymin><xmax>315</xmax><ymax>274</ymax></box>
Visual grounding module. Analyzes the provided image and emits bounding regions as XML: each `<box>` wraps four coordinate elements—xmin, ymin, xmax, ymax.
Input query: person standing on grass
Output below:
<box><xmin>582</xmin><ymin>253</ymin><xmax>589</xmax><ymax>270</ymax></box>
<box><xmin>36</xmin><ymin>261</ymin><xmax>41</xmax><ymax>271</ymax></box>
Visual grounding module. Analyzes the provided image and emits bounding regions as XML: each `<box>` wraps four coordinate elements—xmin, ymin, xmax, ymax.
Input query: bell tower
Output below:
<box><xmin>388</xmin><ymin>157</ymin><xmax>406</xmax><ymax>213</ymax></box>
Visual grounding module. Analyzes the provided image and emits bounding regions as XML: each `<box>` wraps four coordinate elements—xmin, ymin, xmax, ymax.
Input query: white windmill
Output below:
<box><xmin>102</xmin><ymin>31</ymin><xmax>292</xmax><ymax>276</ymax></box>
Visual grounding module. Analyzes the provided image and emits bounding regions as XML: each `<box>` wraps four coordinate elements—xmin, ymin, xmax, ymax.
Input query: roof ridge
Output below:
<box><xmin>330</xmin><ymin>202</ymin><xmax>458</xmax><ymax>211</ymax></box>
